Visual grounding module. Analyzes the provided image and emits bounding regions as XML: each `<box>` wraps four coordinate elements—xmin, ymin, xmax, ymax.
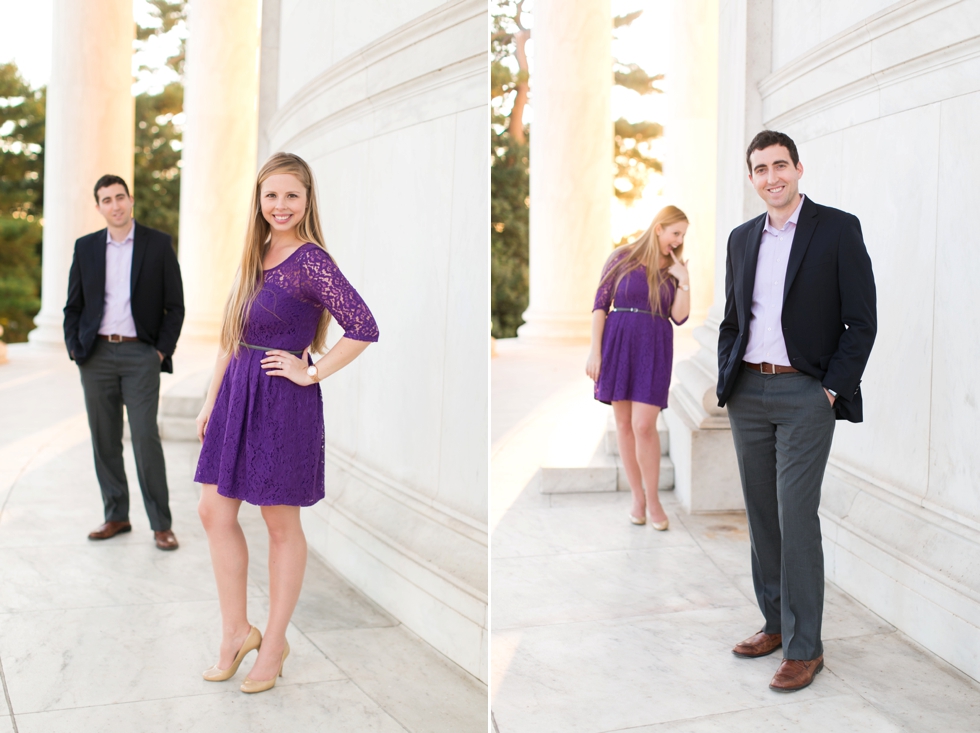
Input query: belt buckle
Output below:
<box><xmin>108</xmin><ymin>334</ymin><xmax>122</xmax><ymax>343</ymax></box>
<box><xmin>764</xmin><ymin>362</ymin><xmax>776</xmax><ymax>375</ymax></box>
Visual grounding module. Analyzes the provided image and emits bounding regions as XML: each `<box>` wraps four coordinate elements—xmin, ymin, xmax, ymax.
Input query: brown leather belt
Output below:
<box><xmin>98</xmin><ymin>334</ymin><xmax>140</xmax><ymax>343</ymax></box>
<box><xmin>743</xmin><ymin>361</ymin><xmax>799</xmax><ymax>374</ymax></box>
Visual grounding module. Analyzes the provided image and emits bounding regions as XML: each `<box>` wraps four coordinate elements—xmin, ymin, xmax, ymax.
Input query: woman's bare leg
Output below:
<box><xmin>631</xmin><ymin>403</ymin><xmax>667</xmax><ymax>524</ymax></box>
<box><xmin>198</xmin><ymin>484</ymin><xmax>251</xmax><ymax>668</ymax></box>
<box><xmin>247</xmin><ymin>504</ymin><xmax>307</xmax><ymax>681</ymax></box>
<box><xmin>612</xmin><ymin>400</ymin><xmax>646</xmax><ymax>519</ymax></box>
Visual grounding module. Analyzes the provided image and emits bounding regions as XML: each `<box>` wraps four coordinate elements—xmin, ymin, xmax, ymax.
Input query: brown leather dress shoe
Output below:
<box><xmin>732</xmin><ymin>631</ymin><xmax>782</xmax><ymax>658</ymax></box>
<box><xmin>88</xmin><ymin>521</ymin><xmax>132</xmax><ymax>540</ymax></box>
<box><xmin>769</xmin><ymin>655</ymin><xmax>824</xmax><ymax>691</ymax></box>
<box><xmin>154</xmin><ymin>529</ymin><xmax>179</xmax><ymax>551</ymax></box>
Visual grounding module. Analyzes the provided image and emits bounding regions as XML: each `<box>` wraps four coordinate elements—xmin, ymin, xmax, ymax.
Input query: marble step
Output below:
<box><xmin>604</xmin><ymin>413</ymin><xmax>669</xmax><ymax>456</ymax></box>
<box><xmin>539</xmin><ymin>449</ymin><xmax>675</xmax><ymax>493</ymax></box>
<box><xmin>159</xmin><ymin>368</ymin><xmax>211</xmax><ymax>441</ymax></box>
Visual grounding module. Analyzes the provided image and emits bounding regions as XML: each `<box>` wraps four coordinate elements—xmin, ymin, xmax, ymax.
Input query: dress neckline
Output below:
<box><xmin>263</xmin><ymin>242</ymin><xmax>312</xmax><ymax>272</ymax></box>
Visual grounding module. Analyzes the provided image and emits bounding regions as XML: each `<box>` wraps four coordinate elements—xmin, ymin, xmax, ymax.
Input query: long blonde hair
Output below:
<box><xmin>599</xmin><ymin>205</ymin><xmax>688</xmax><ymax>317</ymax></box>
<box><xmin>219</xmin><ymin>152</ymin><xmax>332</xmax><ymax>356</ymax></box>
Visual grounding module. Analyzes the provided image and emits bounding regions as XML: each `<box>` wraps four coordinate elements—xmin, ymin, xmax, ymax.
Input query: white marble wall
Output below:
<box><xmin>759</xmin><ymin>0</ymin><xmax>980</xmax><ymax>680</ymax></box>
<box><xmin>770</xmin><ymin>0</ymin><xmax>899</xmax><ymax>71</ymax></box>
<box><xmin>262</xmin><ymin>0</ymin><xmax>487</xmax><ymax>682</ymax></box>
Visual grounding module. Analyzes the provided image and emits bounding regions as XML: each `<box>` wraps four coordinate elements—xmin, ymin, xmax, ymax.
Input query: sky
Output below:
<box><xmin>0</xmin><ymin>0</ymin><xmax>53</xmax><ymax>88</ymax></box>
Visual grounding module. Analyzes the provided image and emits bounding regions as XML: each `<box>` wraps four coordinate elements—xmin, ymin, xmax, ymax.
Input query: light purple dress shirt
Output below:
<box><xmin>98</xmin><ymin>222</ymin><xmax>138</xmax><ymax>337</ymax></box>
<box><xmin>743</xmin><ymin>195</ymin><xmax>806</xmax><ymax>366</ymax></box>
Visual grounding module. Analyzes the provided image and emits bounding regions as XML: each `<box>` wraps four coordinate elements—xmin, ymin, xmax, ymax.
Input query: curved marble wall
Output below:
<box><xmin>759</xmin><ymin>0</ymin><xmax>980</xmax><ymax>680</ymax></box>
<box><xmin>259</xmin><ymin>0</ymin><xmax>487</xmax><ymax>682</ymax></box>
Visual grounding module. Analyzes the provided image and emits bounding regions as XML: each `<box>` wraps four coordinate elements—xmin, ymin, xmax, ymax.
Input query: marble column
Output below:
<box><xmin>517</xmin><ymin>0</ymin><xmax>611</xmax><ymax>342</ymax></box>
<box><xmin>662</xmin><ymin>0</ymin><xmax>719</xmax><ymax>326</ymax></box>
<box><xmin>178</xmin><ymin>0</ymin><xmax>260</xmax><ymax>340</ymax></box>
<box><xmin>29</xmin><ymin>0</ymin><xmax>134</xmax><ymax>345</ymax></box>
<box><xmin>664</xmin><ymin>0</ymin><xmax>771</xmax><ymax>513</ymax></box>
<box><xmin>257</xmin><ymin>0</ymin><xmax>281</xmax><ymax>166</ymax></box>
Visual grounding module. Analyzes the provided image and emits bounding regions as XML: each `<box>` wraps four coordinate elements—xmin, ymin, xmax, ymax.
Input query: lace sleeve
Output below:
<box><xmin>299</xmin><ymin>246</ymin><xmax>379</xmax><ymax>342</ymax></box>
<box><xmin>593</xmin><ymin>249</ymin><xmax>626</xmax><ymax>312</ymax></box>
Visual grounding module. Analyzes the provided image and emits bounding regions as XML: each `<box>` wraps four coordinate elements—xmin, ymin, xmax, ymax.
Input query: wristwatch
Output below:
<box><xmin>307</xmin><ymin>365</ymin><xmax>320</xmax><ymax>383</ymax></box>
<box><xmin>827</xmin><ymin>388</ymin><xmax>838</xmax><ymax>398</ymax></box>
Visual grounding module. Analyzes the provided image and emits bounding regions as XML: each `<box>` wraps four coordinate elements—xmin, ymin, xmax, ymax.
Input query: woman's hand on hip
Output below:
<box><xmin>585</xmin><ymin>350</ymin><xmax>602</xmax><ymax>382</ymax></box>
<box><xmin>261</xmin><ymin>348</ymin><xmax>312</xmax><ymax>386</ymax></box>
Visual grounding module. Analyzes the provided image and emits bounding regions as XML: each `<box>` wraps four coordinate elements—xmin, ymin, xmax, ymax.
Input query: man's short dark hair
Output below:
<box><xmin>746</xmin><ymin>130</ymin><xmax>799</xmax><ymax>173</ymax></box>
<box><xmin>93</xmin><ymin>174</ymin><xmax>130</xmax><ymax>202</ymax></box>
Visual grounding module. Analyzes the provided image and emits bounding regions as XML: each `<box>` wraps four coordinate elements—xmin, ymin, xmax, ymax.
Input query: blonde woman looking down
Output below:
<box><xmin>586</xmin><ymin>206</ymin><xmax>691</xmax><ymax>529</ymax></box>
<box><xmin>194</xmin><ymin>153</ymin><xmax>379</xmax><ymax>693</ymax></box>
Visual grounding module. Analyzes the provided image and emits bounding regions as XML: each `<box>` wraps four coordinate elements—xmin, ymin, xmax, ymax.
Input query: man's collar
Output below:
<box><xmin>765</xmin><ymin>194</ymin><xmax>806</xmax><ymax>234</ymax></box>
<box><xmin>106</xmin><ymin>220</ymin><xmax>136</xmax><ymax>246</ymax></box>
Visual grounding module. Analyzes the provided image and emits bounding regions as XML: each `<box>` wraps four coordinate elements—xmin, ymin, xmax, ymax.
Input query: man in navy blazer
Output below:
<box><xmin>717</xmin><ymin>131</ymin><xmax>876</xmax><ymax>691</ymax></box>
<box><xmin>64</xmin><ymin>175</ymin><xmax>184</xmax><ymax>550</ymax></box>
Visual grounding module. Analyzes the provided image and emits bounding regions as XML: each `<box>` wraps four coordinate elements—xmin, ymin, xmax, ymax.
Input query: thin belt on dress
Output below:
<box><xmin>743</xmin><ymin>361</ymin><xmax>799</xmax><ymax>375</ymax></box>
<box><xmin>610</xmin><ymin>307</ymin><xmax>656</xmax><ymax>315</ymax></box>
<box><xmin>239</xmin><ymin>341</ymin><xmax>304</xmax><ymax>357</ymax></box>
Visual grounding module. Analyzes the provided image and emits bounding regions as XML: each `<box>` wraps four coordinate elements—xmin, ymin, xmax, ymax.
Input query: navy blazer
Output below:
<box><xmin>716</xmin><ymin>197</ymin><xmax>877</xmax><ymax>423</ymax></box>
<box><xmin>63</xmin><ymin>221</ymin><xmax>184</xmax><ymax>373</ymax></box>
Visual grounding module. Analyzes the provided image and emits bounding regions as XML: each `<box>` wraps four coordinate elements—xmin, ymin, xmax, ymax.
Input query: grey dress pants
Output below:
<box><xmin>725</xmin><ymin>365</ymin><xmax>836</xmax><ymax>660</ymax></box>
<box><xmin>78</xmin><ymin>339</ymin><xmax>172</xmax><ymax>531</ymax></box>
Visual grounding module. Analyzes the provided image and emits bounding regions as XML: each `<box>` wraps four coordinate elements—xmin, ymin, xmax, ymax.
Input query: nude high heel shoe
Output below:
<box><xmin>203</xmin><ymin>625</ymin><xmax>262</xmax><ymax>681</ymax></box>
<box><xmin>651</xmin><ymin>517</ymin><xmax>669</xmax><ymax>531</ymax></box>
<box><xmin>240</xmin><ymin>640</ymin><xmax>290</xmax><ymax>694</ymax></box>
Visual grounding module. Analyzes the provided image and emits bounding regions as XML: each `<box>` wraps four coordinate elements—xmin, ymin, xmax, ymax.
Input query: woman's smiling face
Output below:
<box><xmin>260</xmin><ymin>173</ymin><xmax>308</xmax><ymax>233</ymax></box>
<box><xmin>656</xmin><ymin>220</ymin><xmax>688</xmax><ymax>258</ymax></box>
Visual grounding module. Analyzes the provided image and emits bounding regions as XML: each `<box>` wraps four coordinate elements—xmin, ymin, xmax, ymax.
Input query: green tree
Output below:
<box><xmin>0</xmin><ymin>62</ymin><xmax>44</xmax><ymax>342</ymax></box>
<box><xmin>134</xmin><ymin>0</ymin><xmax>187</xmax><ymax>250</ymax></box>
<box><xmin>134</xmin><ymin>83</ymin><xmax>183</xmax><ymax>248</ymax></box>
<box><xmin>491</xmin><ymin>1</ymin><xmax>530</xmax><ymax>338</ymax></box>
<box><xmin>490</xmin><ymin>2</ymin><xmax>664</xmax><ymax>337</ymax></box>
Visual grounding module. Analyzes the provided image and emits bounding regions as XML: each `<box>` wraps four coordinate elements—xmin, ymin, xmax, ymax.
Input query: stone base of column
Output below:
<box><xmin>665</xmin><ymin>317</ymin><xmax>743</xmax><ymax>513</ymax></box>
<box><xmin>516</xmin><ymin>310</ymin><xmax>593</xmax><ymax>342</ymax></box>
<box><xmin>27</xmin><ymin>313</ymin><xmax>69</xmax><ymax>346</ymax></box>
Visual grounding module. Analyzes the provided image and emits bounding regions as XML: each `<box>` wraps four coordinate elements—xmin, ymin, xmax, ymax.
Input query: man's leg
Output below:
<box><xmin>726</xmin><ymin>368</ymin><xmax>781</xmax><ymax>633</ymax></box>
<box><xmin>771</xmin><ymin>373</ymin><xmax>836</xmax><ymax>660</ymax></box>
<box><xmin>120</xmin><ymin>342</ymin><xmax>172</xmax><ymax>532</ymax></box>
<box><xmin>78</xmin><ymin>343</ymin><xmax>130</xmax><ymax>523</ymax></box>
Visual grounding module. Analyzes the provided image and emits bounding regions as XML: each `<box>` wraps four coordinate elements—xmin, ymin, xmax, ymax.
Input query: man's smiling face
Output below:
<box><xmin>748</xmin><ymin>144</ymin><xmax>803</xmax><ymax>211</ymax></box>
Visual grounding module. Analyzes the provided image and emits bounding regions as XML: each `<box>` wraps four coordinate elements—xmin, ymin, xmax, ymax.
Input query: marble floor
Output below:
<box><xmin>0</xmin><ymin>343</ymin><xmax>486</xmax><ymax>733</ymax></box>
<box><xmin>490</xmin><ymin>337</ymin><xmax>980</xmax><ymax>733</ymax></box>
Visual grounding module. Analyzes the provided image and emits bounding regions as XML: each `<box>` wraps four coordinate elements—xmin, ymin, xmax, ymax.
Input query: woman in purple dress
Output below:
<box><xmin>586</xmin><ymin>205</ymin><xmax>690</xmax><ymax>530</ymax></box>
<box><xmin>194</xmin><ymin>153</ymin><xmax>378</xmax><ymax>693</ymax></box>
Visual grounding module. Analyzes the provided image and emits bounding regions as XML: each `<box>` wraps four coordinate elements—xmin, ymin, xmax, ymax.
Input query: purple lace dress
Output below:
<box><xmin>194</xmin><ymin>243</ymin><xmax>379</xmax><ymax>506</ymax></box>
<box><xmin>593</xmin><ymin>260</ymin><xmax>687</xmax><ymax>408</ymax></box>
